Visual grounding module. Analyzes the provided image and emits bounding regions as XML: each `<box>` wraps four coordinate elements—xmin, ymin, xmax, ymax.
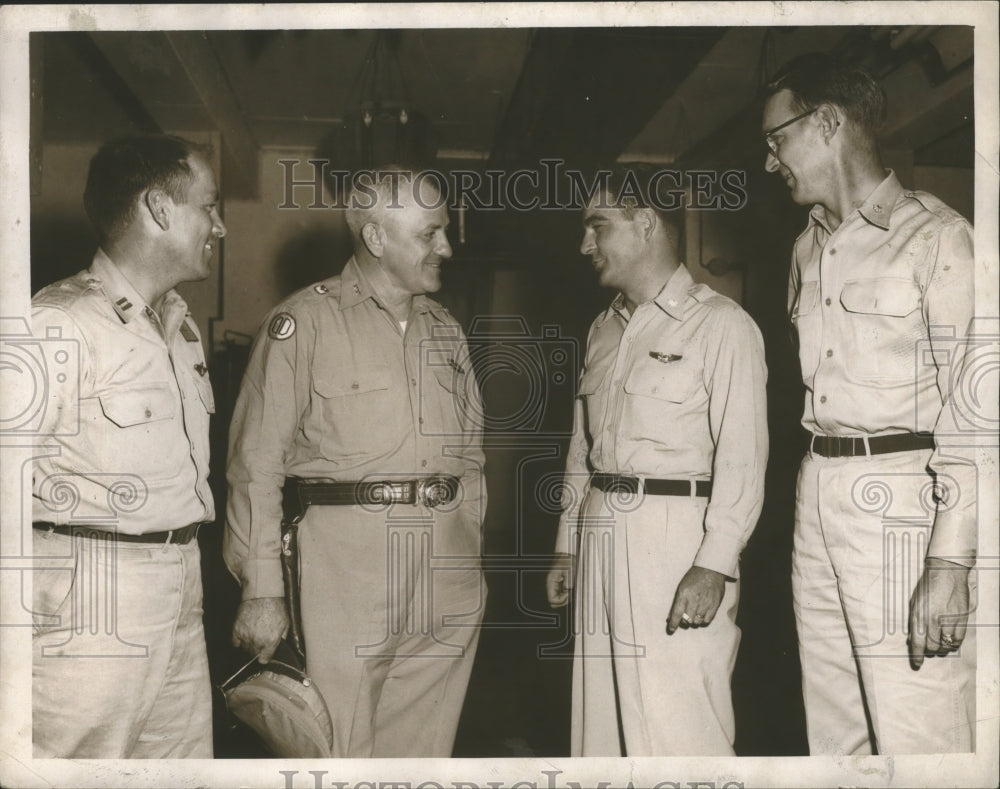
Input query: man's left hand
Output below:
<box><xmin>908</xmin><ymin>556</ymin><xmax>972</xmax><ymax>669</ymax></box>
<box><xmin>667</xmin><ymin>566</ymin><xmax>726</xmax><ymax>634</ymax></box>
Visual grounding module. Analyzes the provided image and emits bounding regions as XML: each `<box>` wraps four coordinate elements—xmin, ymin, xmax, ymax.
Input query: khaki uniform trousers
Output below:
<box><xmin>792</xmin><ymin>448</ymin><xmax>976</xmax><ymax>754</ymax></box>
<box><xmin>298</xmin><ymin>502</ymin><xmax>484</xmax><ymax>757</ymax></box>
<box><xmin>571</xmin><ymin>486</ymin><xmax>741</xmax><ymax>756</ymax></box>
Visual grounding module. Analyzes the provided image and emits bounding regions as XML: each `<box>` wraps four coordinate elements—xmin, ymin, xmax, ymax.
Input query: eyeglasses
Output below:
<box><xmin>763</xmin><ymin>107</ymin><xmax>817</xmax><ymax>154</ymax></box>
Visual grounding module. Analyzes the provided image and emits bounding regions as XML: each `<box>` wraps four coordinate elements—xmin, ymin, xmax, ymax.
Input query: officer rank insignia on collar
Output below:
<box><xmin>268</xmin><ymin>312</ymin><xmax>296</xmax><ymax>340</ymax></box>
<box><xmin>313</xmin><ymin>284</ymin><xmax>329</xmax><ymax>294</ymax></box>
<box><xmin>180</xmin><ymin>321</ymin><xmax>199</xmax><ymax>342</ymax></box>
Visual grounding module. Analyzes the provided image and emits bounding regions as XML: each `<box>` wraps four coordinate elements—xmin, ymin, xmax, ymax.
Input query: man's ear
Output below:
<box><xmin>815</xmin><ymin>103</ymin><xmax>841</xmax><ymax>144</ymax></box>
<box><xmin>144</xmin><ymin>189</ymin><xmax>171</xmax><ymax>231</ymax></box>
<box><xmin>636</xmin><ymin>207</ymin><xmax>657</xmax><ymax>242</ymax></box>
<box><xmin>361</xmin><ymin>222</ymin><xmax>385</xmax><ymax>257</ymax></box>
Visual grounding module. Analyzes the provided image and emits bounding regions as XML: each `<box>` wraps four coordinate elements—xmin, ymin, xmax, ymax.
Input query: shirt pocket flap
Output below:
<box><xmin>792</xmin><ymin>280</ymin><xmax>819</xmax><ymax>318</ymax></box>
<box><xmin>99</xmin><ymin>383</ymin><xmax>176</xmax><ymax>427</ymax></box>
<box><xmin>840</xmin><ymin>278</ymin><xmax>921</xmax><ymax>317</ymax></box>
<box><xmin>577</xmin><ymin>367</ymin><xmax>605</xmax><ymax>397</ymax></box>
<box><xmin>313</xmin><ymin>362</ymin><xmax>391</xmax><ymax>398</ymax></box>
<box><xmin>624</xmin><ymin>359</ymin><xmax>698</xmax><ymax>403</ymax></box>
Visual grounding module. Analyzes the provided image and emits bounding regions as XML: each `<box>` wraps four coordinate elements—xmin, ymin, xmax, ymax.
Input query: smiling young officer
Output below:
<box><xmin>31</xmin><ymin>134</ymin><xmax>225</xmax><ymax>757</ymax></box>
<box><xmin>764</xmin><ymin>53</ymin><xmax>977</xmax><ymax>754</ymax></box>
<box><xmin>546</xmin><ymin>168</ymin><xmax>768</xmax><ymax>755</ymax></box>
<box><xmin>225</xmin><ymin>167</ymin><xmax>486</xmax><ymax>757</ymax></box>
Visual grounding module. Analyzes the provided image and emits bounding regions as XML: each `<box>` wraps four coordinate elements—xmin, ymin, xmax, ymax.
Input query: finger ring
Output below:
<box><xmin>680</xmin><ymin>613</ymin><xmax>692</xmax><ymax>623</ymax></box>
<box><xmin>942</xmin><ymin>633</ymin><xmax>956</xmax><ymax>647</ymax></box>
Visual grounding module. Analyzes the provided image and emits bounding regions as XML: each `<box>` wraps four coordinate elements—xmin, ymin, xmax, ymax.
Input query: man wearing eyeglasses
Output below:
<box><xmin>763</xmin><ymin>53</ymin><xmax>976</xmax><ymax>754</ymax></box>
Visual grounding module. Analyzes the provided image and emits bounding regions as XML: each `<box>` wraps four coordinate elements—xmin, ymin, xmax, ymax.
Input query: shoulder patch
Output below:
<box><xmin>268</xmin><ymin>312</ymin><xmax>297</xmax><ymax>341</ymax></box>
<box><xmin>313</xmin><ymin>283</ymin><xmax>329</xmax><ymax>295</ymax></box>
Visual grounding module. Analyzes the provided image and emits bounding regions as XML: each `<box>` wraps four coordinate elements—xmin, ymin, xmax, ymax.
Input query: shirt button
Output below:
<box><xmin>421</xmin><ymin>460</ymin><xmax>428</xmax><ymax>468</ymax></box>
<box><xmin>826</xmin><ymin>349</ymin><xmax>833</xmax><ymax>357</ymax></box>
<box><xmin>820</xmin><ymin>395</ymin><xmax>827</xmax><ymax>404</ymax></box>
<box><xmin>825</xmin><ymin>298</ymin><xmax>832</xmax><ymax>306</ymax></box>
<box><xmin>411</xmin><ymin>378</ymin><xmax>417</xmax><ymax>386</ymax></box>
<box><xmin>144</xmin><ymin>407</ymin><xmax>152</xmax><ymax>417</ymax></box>
<box><xmin>828</xmin><ymin>249</ymin><xmax>836</xmax><ymax>255</ymax></box>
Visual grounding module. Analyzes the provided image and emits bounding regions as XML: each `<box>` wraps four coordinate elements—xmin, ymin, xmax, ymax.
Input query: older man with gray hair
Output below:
<box><xmin>225</xmin><ymin>167</ymin><xmax>486</xmax><ymax>757</ymax></box>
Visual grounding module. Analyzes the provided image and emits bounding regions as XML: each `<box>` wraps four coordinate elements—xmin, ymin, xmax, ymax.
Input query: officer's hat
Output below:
<box><xmin>220</xmin><ymin>641</ymin><xmax>334</xmax><ymax>758</ymax></box>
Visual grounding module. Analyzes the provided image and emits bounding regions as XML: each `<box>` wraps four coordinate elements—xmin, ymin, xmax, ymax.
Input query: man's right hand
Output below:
<box><xmin>546</xmin><ymin>552</ymin><xmax>575</xmax><ymax>608</ymax></box>
<box><xmin>232</xmin><ymin>597</ymin><xmax>289</xmax><ymax>663</ymax></box>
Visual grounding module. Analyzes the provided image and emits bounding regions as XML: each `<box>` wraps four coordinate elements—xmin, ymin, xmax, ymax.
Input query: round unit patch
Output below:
<box><xmin>268</xmin><ymin>313</ymin><xmax>296</xmax><ymax>341</ymax></box>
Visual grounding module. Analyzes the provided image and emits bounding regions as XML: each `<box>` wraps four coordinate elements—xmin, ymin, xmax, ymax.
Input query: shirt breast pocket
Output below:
<box><xmin>94</xmin><ymin>382</ymin><xmax>184</xmax><ymax>480</ymax></box>
<box><xmin>840</xmin><ymin>278</ymin><xmax>923</xmax><ymax>383</ymax></box>
<box><xmin>312</xmin><ymin>362</ymin><xmax>396</xmax><ymax>460</ymax></box>
<box><xmin>624</xmin><ymin>358</ymin><xmax>699</xmax><ymax>403</ymax></box>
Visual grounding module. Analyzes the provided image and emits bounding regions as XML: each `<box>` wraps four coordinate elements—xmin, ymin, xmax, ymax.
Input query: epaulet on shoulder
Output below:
<box><xmin>32</xmin><ymin>271</ymin><xmax>99</xmax><ymax>311</ymax></box>
<box><xmin>282</xmin><ymin>275</ymin><xmax>342</xmax><ymax>309</ymax></box>
<box><xmin>424</xmin><ymin>294</ymin><xmax>454</xmax><ymax>319</ymax></box>
<box><xmin>689</xmin><ymin>281</ymin><xmax>734</xmax><ymax>308</ymax></box>
<box><xmin>902</xmin><ymin>190</ymin><xmax>967</xmax><ymax>224</ymax></box>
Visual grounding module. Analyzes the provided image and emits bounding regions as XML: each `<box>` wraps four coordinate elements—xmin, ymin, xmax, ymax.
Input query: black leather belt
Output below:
<box><xmin>293</xmin><ymin>475</ymin><xmax>460</xmax><ymax>508</ymax></box>
<box><xmin>810</xmin><ymin>432</ymin><xmax>935</xmax><ymax>458</ymax></box>
<box><xmin>32</xmin><ymin>521</ymin><xmax>201</xmax><ymax>545</ymax></box>
<box><xmin>590</xmin><ymin>473</ymin><xmax>712</xmax><ymax>498</ymax></box>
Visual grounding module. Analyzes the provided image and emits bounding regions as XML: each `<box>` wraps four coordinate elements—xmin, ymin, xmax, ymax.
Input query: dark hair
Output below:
<box><xmin>592</xmin><ymin>163</ymin><xmax>682</xmax><ymax>244</ymax></box>
<box><xmin>763</xmin><ymin>53</ymin><xmax>886</xmax><ymax>135</ymax></box>
<box><xmin>83</xmin><ymin>134</ymin><xmax>212</xmax><ymax>244</ymax></box>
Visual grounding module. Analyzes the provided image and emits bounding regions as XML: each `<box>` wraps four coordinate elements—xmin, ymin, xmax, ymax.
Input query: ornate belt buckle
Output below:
<box><xmin>369</xmin><ymin>482</ymin><xmax>397</xmax><ymax>504</ymax></box>
<box><xmin>417</xmin><ymin>476</ymin><xmax>457</xmax><ymax>508</ymax></box>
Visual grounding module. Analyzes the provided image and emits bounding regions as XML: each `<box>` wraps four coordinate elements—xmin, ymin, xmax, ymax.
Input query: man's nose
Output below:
<box><xmin>580</xmin><ymin>230</ymin><xmax>595</xmax><ymax>255</ymax></box>
<box><xmin>436</xmin><ymin>232</ymin><xmax>452</xmax><ymax>259</ymax></box>
<box><xmin>765</xmin><ymin>150</ymin><xmax>780</xmax><ymax>173</ymax></box>
<box><xmin>212</xmin><ymin>209</ymin><xmax>227</xmax><ymax>238</ymax></box>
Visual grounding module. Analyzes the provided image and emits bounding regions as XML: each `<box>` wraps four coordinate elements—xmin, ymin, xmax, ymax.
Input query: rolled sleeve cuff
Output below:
<box><xmin>693</xmin><ymin>531</ymin><xmax>745</xmax><ymax>579</ymax></box>
<box><xmin>926</xmin><ymin>511</ymin><xmax>977</xmax><ymax>568</ymax></box>
<box><xmin>242</xmin><ymin>558</ymin><xmax>286</xmax><ymax>600</ymax></box>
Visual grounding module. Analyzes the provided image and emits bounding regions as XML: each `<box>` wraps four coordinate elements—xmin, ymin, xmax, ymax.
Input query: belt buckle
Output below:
<box><xmin>368</xmin><ymin>481</ymin><xmax>404</xmax><ymax>504</ymax></box>
<box><xmin>417</xmin><ymin>476</ymin><xmax>456</xmax><ymax>508</ymax></box>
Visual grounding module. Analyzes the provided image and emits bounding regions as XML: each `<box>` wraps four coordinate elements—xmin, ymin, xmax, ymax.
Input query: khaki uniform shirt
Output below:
<box><xmin>788</xmin><ymin>171</ymin><xmax>976</xmax><ymax>565</ymax></box>
<box><xmin>556</xmin><ymin>264</ymin><xmax>768</xmax><ymax>578</ymax></box>
<box><xmin>225</xmin><ymin>258</ymin><xmax>486</xmax><ymax>599</ymax></box>
<box><xmin>31</xmin><ymin>250</ymin><xmax>215</xmax><ymax>532</ymax></box>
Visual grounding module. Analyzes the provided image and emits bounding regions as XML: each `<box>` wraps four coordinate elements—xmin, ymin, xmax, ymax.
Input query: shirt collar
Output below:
<box><xmin>809</xmin><ymin>169</ymin><xmax>902</xmax><ymax>233</ymax></box>
<box><xmin>651</xmin><ymin>263</ymin><xmax>694</xmax><ymax>320</ymax></box>
<box><xmin>90</xmin><ymin>249</ymin><xmax>188</xmax><ymax>329</ymax></box>
<box><xmin>856</xmin><ymin>169</ymin><xmax>903</xmax><ymax>230</ymax></box>
<box><xmin>339</xmin><ymin>256</ymin><xmax>449</xmax><ymax>319</ymax></box>
<box><xmin>596</xmin><ymin>263</ymin><xmax>694</xmax><ymax>326</ymax></box>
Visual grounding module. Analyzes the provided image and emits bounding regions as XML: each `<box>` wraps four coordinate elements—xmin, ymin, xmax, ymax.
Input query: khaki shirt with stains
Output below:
<box><xmin>788</xmin><ymin>170</ymin><xmax>977</xmax><ymax>565</ymax></box>
<box><xmin>31</xmin><ymin>250</ymin><xmax>215</xmax><ymax>532</ymax></box>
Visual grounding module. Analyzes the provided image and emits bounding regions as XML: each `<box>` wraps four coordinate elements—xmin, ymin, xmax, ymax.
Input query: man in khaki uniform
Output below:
<box><xmin>225</xmin><ymin>168</ymin><xmax>486</xmax><ymax>757</ymax></box>
<box><xmin>547</xmin><ymin>171</ymin><xmax>768</xmax><ymax>755</ymax></box>
<box><xmin>764</xmin><ymin>53</ymin><xmax>976</xmax><ymax>754</ymax></box>
<box><xmin>31</xmin><ymin>134</ymin><xmax>225</xmax><ymax>757</ymax></box>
